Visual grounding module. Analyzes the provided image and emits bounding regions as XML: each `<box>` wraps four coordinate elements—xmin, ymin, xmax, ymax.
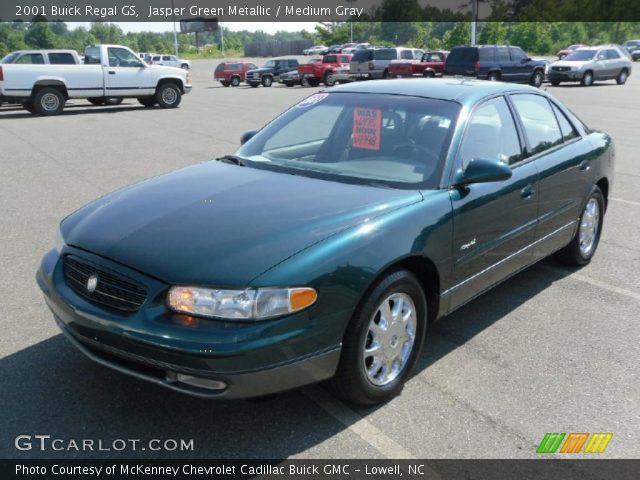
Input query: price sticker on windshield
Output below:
<box><xmin>352</xmin><ymin>108</ymin><xmax>382</xmax><ymax>150</ymax></box>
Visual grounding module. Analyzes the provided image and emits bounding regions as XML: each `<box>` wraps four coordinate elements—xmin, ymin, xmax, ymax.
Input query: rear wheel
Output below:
<box><xmin>105</xmin><ymin>97</ymin><xmax>123</xmax><ymax>105</ymax></box>
<box><xmin>329</xmin><ymin>270</ymin><xmax>427</xmax><ymax>406</ymax></box>
<box><xmin>34</xmin><ymin>87</ymin><xmax>65</xmax><ymax>115</ymax></box>
<box><xmin>137</xmin><ymin>97</ymin><xmax>156</xmax><ymax>107</ymax></box>
<box><xmin>487</xmin><ymin>71</ymin><xmax>500</xmax><ymax>81</ymax></box>
<box><xmin>230</xmin><ymin>76</ymin><xmax>240</xmax><ymax>87</ymax></box>
<box><xmin>155</xmin><ymin>83</ymin><xmax>181</xmax><ymax>108</ymax></box>
<box><xmin>558</xmin><ymin>187</ymin><xmax>604</xmax><ymax>266</ymax></box>
<box><xmin>616</xmin><ymin>69</ymin><xmax>628</xmax><ymax>85</ymax></box>
<box><xmin>423</xmin><ymin>70</ymin><xmax>435</xmax><ymax>78</ymax></box>
<box><xmin>221</xmin><ymin>81</ymin><xmax>230</xmax><ymax>87</ymax></box>
<box><xmin>581</xmin><ymin>71</ymin><xmax>593</xmax><ymax>86</ymax></box>
<box><xmin>22</xmin><ymin>101</ymin><xmax>36</xmax><ymax>113</ymax></box>
<box><xmin>382</xmin><ymin>69</ymin><xmax>389</xmax><ymax>79</ymax></box>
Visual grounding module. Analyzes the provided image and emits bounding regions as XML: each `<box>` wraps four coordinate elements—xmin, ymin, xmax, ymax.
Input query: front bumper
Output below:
<box><xmin>37</xmin><ymin>248</ymin><xmax>343</xmax><ymax>399</ymax></box>
<box><xmin>548</xmin><ymin>71</ymin><xmax>582</xmax><ymax>81</ymax></box>
<box><xmin>184</xmin><ymin>84</ymin><xmax>193</xmax><ymax>94</ymax></box>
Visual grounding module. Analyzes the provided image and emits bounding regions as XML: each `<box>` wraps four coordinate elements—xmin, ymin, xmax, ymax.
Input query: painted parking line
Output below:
<box><xmin>539</xmin><ymin>264</ymin><xmax>640</xmax><ymax>303</ymax></box>
<box><xmin>611</xmin><ymin>197</ymin><xmax>640</xmax><ymax>207</ymax></box>
<box><xmin>303</xmin><ymin>386</ymin><xmax>419</xmax><ymax>460</ymax></box>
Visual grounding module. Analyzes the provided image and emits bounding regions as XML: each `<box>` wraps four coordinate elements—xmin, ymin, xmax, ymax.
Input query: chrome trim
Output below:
<box><xmin>442</xmin><ymin>220</ymin><xmax>576</xmax><ymax>295</ymax></box>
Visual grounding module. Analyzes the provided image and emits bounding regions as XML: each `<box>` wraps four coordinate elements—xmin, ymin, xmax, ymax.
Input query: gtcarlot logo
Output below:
<box><xmin>14</xmin><ymin>434</ymin><xmax>194</xmax><ymax>452</ymax></box>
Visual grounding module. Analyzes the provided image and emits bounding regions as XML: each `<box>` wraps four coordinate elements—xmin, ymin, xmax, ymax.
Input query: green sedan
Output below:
<box><xmin>37</xmin><ymin>79</ymin><xmax>614</xmax><ymax>406</ymax></box>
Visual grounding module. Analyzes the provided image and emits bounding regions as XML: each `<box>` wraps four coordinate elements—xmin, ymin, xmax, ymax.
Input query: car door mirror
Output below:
<box><xmin>521</xmin><ymin>57</ymin><xmax>531</xmax><ymax>63</ymax></box>
<box><xmin>240</xmin><ymin>130</ymin><xmax>259</xmax><ymax>145</ymax></box>
<box><xmin>452</xmin><ymin>158</ymin><xmax>512</xmax><ymax>186</ymax></box>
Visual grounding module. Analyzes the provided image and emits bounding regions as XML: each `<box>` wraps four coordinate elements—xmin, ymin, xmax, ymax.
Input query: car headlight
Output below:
<box><xmin>167</xmin><ymin>286</ymin><xmax>317</xmax><ymax>320</ymax></box>
<box><xmin>54</xmin><ymin>227</ymin><xmax>65</xmax><ymax>253</ymax></box>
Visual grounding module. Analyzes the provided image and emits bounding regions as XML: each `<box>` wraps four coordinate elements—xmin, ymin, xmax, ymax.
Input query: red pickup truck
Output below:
<box><xmin>388</xmin><ymin>51</ymin><xmax>448</xmax><ymax>78</ymax></box>
<box><xmin>298</xmin><ymin>53</ymin><xmax>352</xmax><ymax>87</ymax></box>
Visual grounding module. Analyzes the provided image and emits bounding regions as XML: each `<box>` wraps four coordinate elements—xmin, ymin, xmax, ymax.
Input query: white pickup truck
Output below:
<box><xmin>0</xmin><ymin>44</ymin><xmax>192</xmax><ymax>115</ymax></box>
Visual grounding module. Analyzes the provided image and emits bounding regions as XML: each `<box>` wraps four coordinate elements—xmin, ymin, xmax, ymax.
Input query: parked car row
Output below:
<box><xmin>141</xmin><ymin>53</ymin><xmax>191</xmax><ymax>70</ymax></box>
<box><xmin>303</xmin><ymin>42</ymin><xmax>371</xmax><ymax>55</ymax></box>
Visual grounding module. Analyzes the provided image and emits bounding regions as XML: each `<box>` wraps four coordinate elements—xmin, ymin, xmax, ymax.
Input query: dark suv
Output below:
<box><xmin>245</xmin><ymin>58</ymin><xmax>299</xmax><ymax>87</ymax></box>
<box><xmin>445</xmin><ymin>45</ymin><xmax>546</xmax><ymax>87</ymax></box>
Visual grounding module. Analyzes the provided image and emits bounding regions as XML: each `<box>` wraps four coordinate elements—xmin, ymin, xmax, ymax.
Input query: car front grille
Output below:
<box><xmin>63</xmin><ymin>255</ymin><xmax>147</xmax><ymax>313</ymax></box>
<box><xmin>552</xmin><ymin>66</ymin><xmax>571</xmax><ymax>72</ymax></box>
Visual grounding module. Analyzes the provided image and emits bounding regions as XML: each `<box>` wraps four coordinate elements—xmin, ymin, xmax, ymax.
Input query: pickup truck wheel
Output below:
<box><xmin>105</xmin><ymin>98</ymin><xmax>123</xmax><ymax>105</ymax></box>
<box><xmin>323</xmin><ymin>71</ymin><xmax>336</xmax><ymax>86</ymax></box>
<box><xmin>137</xmin><ymin>97</ymin><xmax>156</xmax><ymax>107</ymax></box>
<box><xmin>88</xmin><ymin>98</ymin><xmax>105</xmax><ymax>106</ymax></box>
<box><xmin>22</xmin><ymin>101</ymin><xmax>36</xmax><ymax>113</ymax></box>
<box><xmin>329</xmin><ymin>270</ymin><xmax>427</xmax><ymax>406</ymax></box>
<box><xmin>261</xmin><ymin>76</ymin><xmax>273</xmax><ymax>87</ymax></box>
<box><xmin>309</xmin><ymin>79</ymin><xmax>320</xmax><ymax>87</ymax></box>
<box><xmin>34</xmin><ymin>87</ymin><xmax>65</xmax><ymax>115</ymax></box>
<box><xmin>230</xmin><ymin>76</ymin><xmax>240</xmax><ymax>87</ymax></box>
<box><xmin>155</xmin><ymin>83</ymin><xmax>181</xmax><ymax>108</ymax></box>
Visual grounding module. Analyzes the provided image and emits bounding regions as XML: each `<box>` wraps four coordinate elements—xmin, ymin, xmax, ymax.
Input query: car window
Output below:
<box><xmin>497</xmin><ymin>47</ymin><xmax>510</xmax><ymax>63</ymax></box>
<box><xmin>324</xmin><ymin>55</ymin><xmax>337</xmax><ymax>63</ymax></box>
<box><xmin>237</xmin><ymin>93</ymin><xmax>460</xmax><ymax>189</ymax></box>
<box><xmin>108</xmin><ymin>48</ymin><xmax>143</xmax><ymax>68</ymax></box>
<box><xmin>215</xmin><ymin>63</ymin><xmax>224</xmax><ymax>73</ymax></box>
<box><xmin>248</xmin><ymin>63</ymin><xmax>258</xmax><ymax>69</ymax></box>
<box><xmin>152</xmin><ymin>56</ymin><xmax>161</xmax><ymax>61</ymax></box>
<box><xmin>352</xmin><ymin>49</ymin><xmax>373</xmax><ymax>62</ymax></box>
<box><xmin>374</xmin><ymin>49</ymin><xmax>398</xmax><ymax>60</ymax></box>
<box><xmin>510</xmin><ymin>94</ymin><xmax>564</xmax><ymax>155</ymax></box>
<box><xmin>459</xmin><ymin>96</ymin><xmax>523</xmax><ymax>168</ymax></box>
<box><xmin>509</xmin><ymin>47</ymin><xmax>526</xmax><ymax>62</ymax></box>
<box><xmin>401</xmin><ymin>50</ymin><xmax>413</xmax><ymax>60</ymax></box>
<box><xmin>340</xmin><ymin>55</ymin><xmax>350</xmax><ymax>63</ymax></box>
<box><xmin>596</xmin><ymin>50</ymin><xmax>607</xmax><ymax>60</ymax></box>
<box><xmin>16</xmin><ymin>53</ymin><xmax>45</xmax><ymax>64</ymax></box>
<box><xmin>550</xmin><ymin>103</ymin><xmax>578</xmax><ymax>142</ymax></box>
<box><xmin>478</xmin><ymin>48</ymin><xmax>495</xmax><ymax>62</ymax></box>
<box><xmin>565</xmin><ymin>50</ymin><xmax>596</xmax><ymax>61</ymax></box>
<box><xmin>84</xmin><ymin>47</ymin><xmax>101</xmax><ymax>64</ymax></box>
<box><xmin>605</xmin><ymin>49</ymin><xmax>621</xmax><ymax>59</ymax></box>
<box><xmin>48</xmin><ymin>53</ymin><xmax>76</xmax><ymax>64</ymax></box>
<box><xmin>414</xmin><ymin>49</ymin><xmax>425</xmax><ymax>59</ymax></box>
<box><xmin>425</xmin><ymin>52</ymin><xmax>443</xmax><ymax>62</ymax></box>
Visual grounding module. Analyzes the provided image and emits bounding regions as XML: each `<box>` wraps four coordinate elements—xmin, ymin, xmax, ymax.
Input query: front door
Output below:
<box><xmin>448</xmin><ymin>95</ymin><xmax>539</xmax><ymax>311</ymax></box>
<box><xmin>105</xmin><ymin>47</ymin><xmax>155</xmax><ymax>97</ymax></box>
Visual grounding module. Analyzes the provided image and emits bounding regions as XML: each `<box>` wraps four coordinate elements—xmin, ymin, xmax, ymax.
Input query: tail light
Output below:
<box><xmin>474</xmin><ymin>61</ymin><xmax>480</xmax><ymax>74</ymax></box>
<box><xmin>0</xmin><ymin>66</ymin><xmax>3</xmax><ymax>81</ymax></box>
<box><xmin>368</xmin><ymin>62</ymin><xmax>374</xmax><ymax>70</ymax></box>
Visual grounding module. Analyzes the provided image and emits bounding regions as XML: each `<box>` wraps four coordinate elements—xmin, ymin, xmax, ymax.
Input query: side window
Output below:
<box><xmin>596</xmin><ymin>50</ymin><xmax>607</xmax><ymax>60</ymax></box>
<box><xmin>509</xmin><ymin>47</ymin><xmax>526</xmax><ymax>62</ymax></box>
<box><xmin>152</xmin><ymin>56</ymin><xmax>161</xmax><ymax>61</ymax></box>
<box><xmin>108</xmin><ymin>48</ymin><xmax>142</xmax><ymax>67</ymax></box>
<box><xmin>84</xmin><ymin>47</ymin><xmax>101</xmax><ymax>64</ymax></box>
<box><xmin>249</xmin><ymin>63</ymin><xmax>258</xmax><ymax>69</ymax></box>
<box><xmin>401</xmin><ymin>50</ymin><xmax>413</xmax><ymax>60</ymax></box>
<box><xmin>459</xmin><ymin>96</ymin><xmax>523</xmax><ymax>168</ymax></box>
<box><xmin>497</xmin><ymin>47</ymin><xmax>510</xmax><ymax>63</ymax></box>
<box><xmin>511</xmin><ymin>94</ymin><xmax>564</xmax><ymax>155</ymax></box>
<box><xmin>340</xmin><ymin>55</ymin><xmax>349</xmax><ymax>63</ymax></box>
<box><xmin>48</xmin><ymin>53</ymin><xmax>75</xmax><ymax>65</ymax></box>
<box><xmin>16</xmin><ymin>54</ymin><xmax>44</xmax><ymax>64</ymax></box>
<box><xmin>162</xmin><ymin>56</ymin><xmax>171</xmax><ymax>61</ymax></box>
<box><xmin>550</xmin><ymin>102</ymin><xmax>578</xmax><ymax>142</ymax></box>
<box><xmin>606</xmin><ymin>49</ymin><xmax>620</xmax><ymax>59</ymax></box>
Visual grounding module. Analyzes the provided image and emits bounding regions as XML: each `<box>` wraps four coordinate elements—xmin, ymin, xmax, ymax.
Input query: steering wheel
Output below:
<box><xmin>391</xmin><ymin>142</ymin><xmax>440</xmax><ymax>179</ymax></box>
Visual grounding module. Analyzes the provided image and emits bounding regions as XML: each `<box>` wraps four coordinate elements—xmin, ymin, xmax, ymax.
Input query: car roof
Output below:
<box><xmin>327</xmin><ymin>78</ymin><xmax>544</xmax><ymax>104</ymax></box>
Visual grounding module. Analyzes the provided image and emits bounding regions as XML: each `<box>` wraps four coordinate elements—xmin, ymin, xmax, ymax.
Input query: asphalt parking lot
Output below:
<box><xmin>1</xmin><ymin>59</ymin><xmax>639</xmax><ymax>460</ymax></box>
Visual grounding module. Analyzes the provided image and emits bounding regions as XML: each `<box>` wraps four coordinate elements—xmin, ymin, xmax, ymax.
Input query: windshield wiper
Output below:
<box><xmin>216</xmin><ymin>154</ymin><xmax>247</xmax><ymax>166</ymax></box>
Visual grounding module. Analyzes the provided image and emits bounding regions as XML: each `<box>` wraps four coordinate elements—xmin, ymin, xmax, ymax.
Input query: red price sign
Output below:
<box><xmin>352</xmin><ymin>108</ymin><xmax>382</xmax><ymax>150</ymax></box>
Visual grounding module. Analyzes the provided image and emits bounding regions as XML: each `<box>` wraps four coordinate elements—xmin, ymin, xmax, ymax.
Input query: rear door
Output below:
<box><xmin>448</xmin><ymin>95</ymin><xmax>539</xmax><ymax>311</ymax></box>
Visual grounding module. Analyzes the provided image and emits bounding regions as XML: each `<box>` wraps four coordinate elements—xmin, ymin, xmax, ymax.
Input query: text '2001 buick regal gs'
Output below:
<box><xmin>37</xmin><ymin>79</ymin><xmax>613</xmax><ymax>406</ymax></box>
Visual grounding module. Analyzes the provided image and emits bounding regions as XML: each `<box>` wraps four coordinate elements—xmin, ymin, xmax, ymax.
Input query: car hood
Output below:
<box><xmin>247</xmin><ymin>68</ymin><xmax>273</xmax><ymax>74</ymax></box>
<box><xmin>61</xmin><ymin>162</ymin><xmax>422</xmax><ymax>286</ymax></box>
<box><xmin>552</xmin><ymin>60</ymin><xmax>591</xmax><ymax>68</ymax></box>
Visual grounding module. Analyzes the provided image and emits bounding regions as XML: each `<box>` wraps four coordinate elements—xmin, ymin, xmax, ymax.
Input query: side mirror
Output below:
<box><xmin>240</xmin><ymin>130</ymin><xmax>259</xmax><ymax>145</ymax></box>
<box><xmin>522</xmin><ymin>57</ymin><xmax>531</xmax><ymax>63</ymax></box>
<box><xmin>452</xmin><ymin>158</ymin><xmax>512</xmax><ymax>187</ymax></box>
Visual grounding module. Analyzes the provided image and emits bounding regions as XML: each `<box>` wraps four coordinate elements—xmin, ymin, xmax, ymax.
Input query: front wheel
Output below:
<box><xmin>181</xmin><ymin>64</ymin><xmax>189</xmax><ymax>70</ymax></box>
<box><xmin>581</xmin><ymin>71</ymin><xmax>593</xmax><ymax>86</ymax></box>
<box><xmin>329</xmin><ymin>270</ymin><xmax>427</xmax><ymax>406</ymax></box>
<box><xmin>155</xmin><ymin>83</ymin><xmax>181</xmax><ymax>108</ymax></box>
<box><xmin>230</xmin><ymin>76</ymin><xmax>240</xmax><ymax>87</ymax></box>
<box><xmin>34</xmin><ymin>87</ymin><xmax>65</xmax><ymax>115</ymax></box>
<box><xmin>558</xmin><ymin>187</ymin><xmax>604</xmax><ymax>266</ymax></box>
<box><xmin>261</xmin><ymin>75</ymin><xmax>273</xmax><ymax>87</ymax></box>
<box><xmin>323</xmin><ymin>71</ymin><xmax>336</xmax><ymax>86</ymax></box>
<box><xmin>530</xmin><ymin>70</ymin><xmax>544</xmax><ymax>88</ymax></box>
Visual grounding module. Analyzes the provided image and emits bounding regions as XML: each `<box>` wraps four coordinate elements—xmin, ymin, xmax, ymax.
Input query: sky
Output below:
<box><xmin>68</xmin><ymin>22</ymin><xmax>319</xmax><ymax>34</ymax></box>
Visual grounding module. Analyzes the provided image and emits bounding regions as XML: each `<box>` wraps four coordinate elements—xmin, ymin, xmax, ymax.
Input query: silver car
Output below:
<box><xmin>350</xmin><ymin>47</ymin><xmax>424</xmax><ymax>80</ymax></box>
<box><xmin>549</xmin><ymin>45</ymin><xmax>632</xmax><ymax>86</ymax></box>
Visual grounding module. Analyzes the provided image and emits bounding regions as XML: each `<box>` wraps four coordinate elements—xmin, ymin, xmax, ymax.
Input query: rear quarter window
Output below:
<box><xmin>448</xmin><ymin>47</ymin><xmax>478</xmax><ymax>64</ymax></box>
<box><xmin>352</xmin><ymin>49</ymin><xmax>374</xmax><ymax>62</ymax></box>
<box><xmin>510</xmin><ymin>94</ymin><xmax>564</xmax><ymax>155</ymax></box>
<box><xmin>48</xmin><ymin>53</ymin><xmax>76</xmax><ymax>64</ymax></box>
<box><xmin>374</xmin><ymin>49</ymin><xmax>398</xmax><ymax>61</ymax></box>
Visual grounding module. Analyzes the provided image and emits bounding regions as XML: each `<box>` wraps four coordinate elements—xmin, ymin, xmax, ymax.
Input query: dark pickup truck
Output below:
<box><xmin>297</xmin><ymin>53</ymin><xmax>352</xmax><ymax>87</ymax></box>
<box><xmin>245</xmin><ymin>58</ymin><xmax>299</xmax><ymax>88</ymax></box>
<box><xmin>445</xmin><ymin>45</ymin><xmax>546</xmax><ymax>87</ymax></box>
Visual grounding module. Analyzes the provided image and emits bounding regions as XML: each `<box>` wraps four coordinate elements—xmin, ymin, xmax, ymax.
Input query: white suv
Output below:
<box><xmin>149</xmin><ymin>54</ymin><xmax>191</xmax><ymax>70</ymax></box>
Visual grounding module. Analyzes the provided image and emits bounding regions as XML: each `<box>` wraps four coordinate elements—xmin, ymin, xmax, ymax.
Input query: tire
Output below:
<box><xmin>530</xmin><ymin>70</ymin><xmax>544</xmax><ymax>88</ymax></box>
<box><xmin>323</xmin><ymin>71</ymin><xmax>336</xmax><ymax>86</ymax></box>
<box><xmin>382</xmin><ymin>69</ymin><xmax>389</xmax><ymax>79</ymax></box>
<box><xmin>301</xmin><ymin>77</ymin><xmax>311</xmax><ymax>87</ymax></box>
<box><xmin>423</xmin><ymin>70</ymin><xmax>435</xmax><ymax>78</ymax></box>
<box><xmin>616</xmin><ymin>69</ymin><xmax>628</xmax><ymax>85</ymax></box>
<box><xmin>34</xmin><ymin>87</ymin><xmax>65</xmax><ymax>116</ymax></box>
<box><xmin>22</xmin><ymin>101</ymin><xmax>36</xmax><ymax>113</ymax></box>
<box><xmin>250</xmin><ymin>82</ymin><xmax>259</xmax><ymax>88</ymax></box>
<box><xmin>551</xmin><ymin>80</ymin><xmax>560</xmax><ymax>86</ymax></box>
<box><xmin>262</xmin><ymin>75</ymin><xmax>273</xmax><ymax>87</ymax></box>
<box><xmin>181</xmin><ymin>64</ymin><xmax>189</xmax><ymax>70</ymax></box>
<box><xmin>487</xmin><ymin>71</ymin><xmax>500</xmax><ymax>82</ymax></box>
<box><xmin>137</xmin><ymin>97</ymin><xmax>156</xmax><ymax>107</ymax></box>
<box><xmin>230</xmin><ymin>76</ymin><xmax>240</xmax><ymax>87</ymax></box>
<box><xmin>329</xmin><ymin>270</ymin><xmax>427</xmax><ymax>406</ymax></box>
<box><xmin>155</xmin><ymin>83</ymin><xmax>181</xmax><ymax>108</ymax></box>
<box><xmin>105</xmin><ymin>97</ymin><xmax>123</xmax><ymax>105</ymax></box>
<box><xmin>88</xmin><ymin>98</ymin><xmax>105</xmax><ymax>106</ymax></box>
<box><xmin>221</xmin><ymin>81</ymin><xmax>230</xmax><ymax>87</ymax></box>
<box><xmin>581</xmin><ymin>71</ymin><xmax>593</xmax><ymax>86</ymax></box>
<box><xmin>558</xmin><ymin>186</ymin><xmax>604</xmax><ymax>266</ymax></box>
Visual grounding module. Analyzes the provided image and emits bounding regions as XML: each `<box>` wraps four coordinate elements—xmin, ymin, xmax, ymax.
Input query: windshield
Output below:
<box><xmin>1</xmin><ymin>52</ymin><xmax>20</xmax><ymax>63</ymax></box>
<box><xmin>236</xmin><ymin>93</ymin><xmax>460</xmax><ymax>189</ymax></box>
<box><xmin>263</xmin><ymin>60</ymin><xmax>276</xmax><ymax>68</ymax></box>
<box><xmin>565</xmin><ymin>50</ymin><xmax>596</xmax><ymax>61</ymax></box>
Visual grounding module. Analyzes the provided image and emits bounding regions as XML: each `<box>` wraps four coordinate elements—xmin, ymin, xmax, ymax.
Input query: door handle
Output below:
<box><xmin>579</xmin><ymin>160</ymin><xmax>590</xmax><ymax>171</ymax></box>
<box><xmin>520</xmin><ymin>184</ymin><xmax>535</xmax><ymax>199</ymax></box>
<box><xmin>108</xmin><ymin>71</ymin><xmax>116</xmax><ymax>75</ymax></box>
